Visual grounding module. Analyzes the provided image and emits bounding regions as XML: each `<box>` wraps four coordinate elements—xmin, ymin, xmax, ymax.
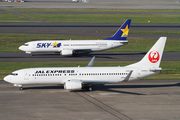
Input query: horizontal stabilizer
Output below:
<box><xmin>150</xmin><ymin>68</ymin><xmax>175</xmax><ymax>72</ymax></box>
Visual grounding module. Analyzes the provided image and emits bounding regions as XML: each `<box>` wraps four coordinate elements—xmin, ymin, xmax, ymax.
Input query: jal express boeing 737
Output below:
<box><xmin>19</xmin><ymin>19</ymin><xmax>131</xmax><ymax>56</ymax></box>
<box><xmin>4</xmin><ymin>37</ymin><xmax>167</xmax><ymax>91</ymax></box>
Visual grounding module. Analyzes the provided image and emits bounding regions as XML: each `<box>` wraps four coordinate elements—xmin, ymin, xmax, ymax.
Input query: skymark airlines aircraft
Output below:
<box><xmin>4</xmin><ymin>37</ymin><xmax>166</xmax><ymax>91</ymax></box>
<box><xmin>19</xmin><ymin>19</ymin><xmax>131</xmax><ymax>56</ymax></box>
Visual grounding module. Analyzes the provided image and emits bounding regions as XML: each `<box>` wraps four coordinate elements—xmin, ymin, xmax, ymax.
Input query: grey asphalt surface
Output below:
<box><xmin>0</xmin><ymin>79</ymin><xmax>180</xmax><ymax>120</ymax></box>
<box><xmin>1</xmin><ymin>22</ymin><xmax>180</xmax><ymax>38</ymax></box>
<box><xmin>0</xmin><ymin>51</ymin><xmax>179</xmax><ymax>62</ymax></box>
<box><xmin>0</xmin><ymin>0</ymin><xmax>180</xmax><ymax>9</ymax></box>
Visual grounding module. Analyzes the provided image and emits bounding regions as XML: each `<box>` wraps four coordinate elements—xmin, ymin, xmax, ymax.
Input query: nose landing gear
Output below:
<box><xmin>14</xmin><ymin>84</ymin><xmax>23</xmax><ymax>90</ymax></box>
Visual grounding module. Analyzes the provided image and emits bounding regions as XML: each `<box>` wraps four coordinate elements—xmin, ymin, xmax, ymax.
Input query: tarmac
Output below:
<box><xmin>1</xmin><ymin>22</ymin><xmax>180</xmax><ymax>39</ymax></box>
<box><xmin>0</xmin><ymin>51</ymin><xmax>180</xmax><ymax>62</ymax></box>
<box><xmin>0</xmin><ymin>80</ymin><xmax>180</xmax><ymax>120</ymax></box>
<box><xmin>0</xmin><ymin>0</ymin><xmax>180</xmax><ymax>9</ymax></box>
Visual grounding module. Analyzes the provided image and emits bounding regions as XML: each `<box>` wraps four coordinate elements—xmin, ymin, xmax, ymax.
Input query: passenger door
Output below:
<box><xmin>24</xmin><ymin>71</ymin><xmax>29</xmax><ymax>80</ymax></box>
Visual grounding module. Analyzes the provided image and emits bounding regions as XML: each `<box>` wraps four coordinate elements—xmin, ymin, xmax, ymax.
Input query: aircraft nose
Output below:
<box><xmin>19</xmin><ymin>46</ymin><xmax>24</xmax><ymax>51</ymax></box>
<box><xmin>4</xmin><ymin>75</ymin><xmax>11</xmax><ymax>83</ymax></box>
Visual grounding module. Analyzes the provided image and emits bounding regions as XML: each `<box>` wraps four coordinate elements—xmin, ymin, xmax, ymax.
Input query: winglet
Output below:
<box><xmin>86</xmin><ymin>56</ymin><xmax>95</xmax><ymax>67</ymax></box>
<box><xmin>122</xmin><ymin>70</ymin><xmax>133</xmax><ymax>82</ymax></box>
<box><xmin>104</xmin><ymin>19</ymin><xmax>131</xmax><ymax>41</ymax></box>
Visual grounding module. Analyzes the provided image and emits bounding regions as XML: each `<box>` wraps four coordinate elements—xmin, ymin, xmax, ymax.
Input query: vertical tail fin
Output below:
<box><xmin>126</xmin><ymin>37</ymin><xmax>167</xmax><ymax>68</ymax></box>
<box><xmin>104</xmin><ymin>19</ymin><xmax>131</xmax><ymax>41</ymax></box>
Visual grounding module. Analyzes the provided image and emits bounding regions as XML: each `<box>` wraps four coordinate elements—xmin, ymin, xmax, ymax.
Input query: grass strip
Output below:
<box><xmin>19</xmin><ymin>13</ymin><xmax>180</xmax><ymax>24</ymax></box>
<box><xmin>1</xmin><ymin>9</ymin><xmax>180</xmax><ymax>23</ymax></box>
<box><xmin>130</xmin><ymin>31</ymin><xmax>180</xmax><ymax>35</ymax></box>
<box><xmin>0</xmin><ymin>13</ymin><xmax>33</xmax><ymax>22</ymax></box>
<box><xmin>0</xmin><ymin>61</ymin><xmax>179</xmax><ymax>80</ymax></box>
<box><xmin>1</xmin><ymin>12</ymin><xmax>180</xmax><ymax>24</ymax></box>
<box><xmin>144</xmin><ymin>74</ymin><xmax>180</xmax><ymax>80</ymax></box>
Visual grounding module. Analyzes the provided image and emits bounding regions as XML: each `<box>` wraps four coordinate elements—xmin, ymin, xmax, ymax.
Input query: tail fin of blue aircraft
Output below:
<box><xmin>104</xmin><ymin>19</ymin><xmax>131</xmax><ymax>41</ymax></box>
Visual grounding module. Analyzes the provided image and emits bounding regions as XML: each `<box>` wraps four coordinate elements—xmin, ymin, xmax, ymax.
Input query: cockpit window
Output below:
<box><xmin>24</xmin><ymin>44</ymin><xmax>29</xmax><ymax>46</ymax></box>
<box><xmin>10</xmin><ymin>73</ymin><xmax>18</xmax><ymax>76</ymax></box>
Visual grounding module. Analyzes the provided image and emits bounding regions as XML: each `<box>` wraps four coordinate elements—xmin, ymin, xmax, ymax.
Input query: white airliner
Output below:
<box><xmin>19</xmin><ymin>19</ymin><xmax>131</xmax><ymax>56</ymax></box>
<box><xmin>4</xmin><ymin>37</ymin><xmax>167</xmax><ymax>91</ymax></box>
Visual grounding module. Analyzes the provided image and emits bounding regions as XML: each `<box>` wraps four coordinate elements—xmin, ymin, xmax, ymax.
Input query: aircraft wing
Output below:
<box><xmin>122</xmin><ymin>70</ymin><xmax>133</xmax><ymax>82</ymax></box>
<box><xmin>81</xmin><ymin>80</ymin><xmax>118</xmax><ymax>84</ymax></box>
<box><xmin>73</xmin><ymin>49</ymin><xmax>92</xmax><ymax>53</ymax></box>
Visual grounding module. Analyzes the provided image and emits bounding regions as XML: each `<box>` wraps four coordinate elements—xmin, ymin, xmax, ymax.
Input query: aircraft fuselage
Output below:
<box><xmin>19</xmin><ymin>40</ymin><xmax>128</xmax><ymax>55</ymax></box>
<box><xmin>4</xmin><ymin>67</ymin><xmax>159</xmax><ymax>86</ymax></box>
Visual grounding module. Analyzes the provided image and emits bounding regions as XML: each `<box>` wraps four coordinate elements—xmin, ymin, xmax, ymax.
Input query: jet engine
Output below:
<box><xmin>64</xmin><ymin>80</ymin><xmax>82</xmax><ymax>90</ymax></box>
<box><xmin>61</xmin><ymin>49</ymin><xmax>73</xmax><ymax>56</ymax></box>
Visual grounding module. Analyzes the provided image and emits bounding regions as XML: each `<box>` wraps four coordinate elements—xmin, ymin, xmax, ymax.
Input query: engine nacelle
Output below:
<box><xmin>61</xmin><ymin>49</ymin><xmax>73</xmax><ymax>56</ymax></box>
<box><xmin>64</xmin><ymin>80</ymin><xmax>82</xmax><ymax>90</ymax></box>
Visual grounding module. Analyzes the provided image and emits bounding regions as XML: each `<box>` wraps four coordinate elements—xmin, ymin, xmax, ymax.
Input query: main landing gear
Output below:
<box><xmin>88</xmin><ymin>87</ymin><xmax>92</xmax><ymax>91</ymax></box>
<box><xmin>83</xmin><ymin>85</ymin><xmax>93</xmax><ymax>91</ymax></box>
<box><xmin>87</xmin><ymin>86</ymin><xmax>92</xmax><ymax>91</ymax></box>
<box><xmin>73</xmin><ymin>51</ymin><xmax>79</xmax><ymax>57</ymax></box>
<box><xmin>19</xmin><ymin>87</ymin><xmax>23</xmax><ymax>90</ymax></box>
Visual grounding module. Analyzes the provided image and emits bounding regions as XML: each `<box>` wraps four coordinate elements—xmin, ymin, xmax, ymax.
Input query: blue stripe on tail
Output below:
<box><xmin>104</xmin><ymin>19</ymin><xmax>131</xmax><ymax>41</ymax></box>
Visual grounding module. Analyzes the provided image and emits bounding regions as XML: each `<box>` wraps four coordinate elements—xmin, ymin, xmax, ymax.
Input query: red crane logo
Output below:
<box><xmin>148</xmin><ymin>51</ymin><xmax>160</xmax><ymax>63</ymax></box>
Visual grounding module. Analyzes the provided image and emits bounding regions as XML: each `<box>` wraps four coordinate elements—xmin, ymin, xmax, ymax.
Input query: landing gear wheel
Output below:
<box><xmin>73</xmin><ymin>52</ymin><xmax>79</xmax><ymax>57</ymax></box>
<box><xmin>88</xmin><ymin>87</ymin><xmax>92</xmax><ymax>91</ymax></box>
<box><xmin>19</xmin><ymin>87</ymin><xmax>23</xmax><ymax>90</ymax></box>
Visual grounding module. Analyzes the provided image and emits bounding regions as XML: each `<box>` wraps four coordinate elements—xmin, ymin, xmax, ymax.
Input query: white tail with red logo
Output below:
<box><xmin>126</xmin><ymin>37</ymin><xmax>167</xmax><ymax>68</ymax></box>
